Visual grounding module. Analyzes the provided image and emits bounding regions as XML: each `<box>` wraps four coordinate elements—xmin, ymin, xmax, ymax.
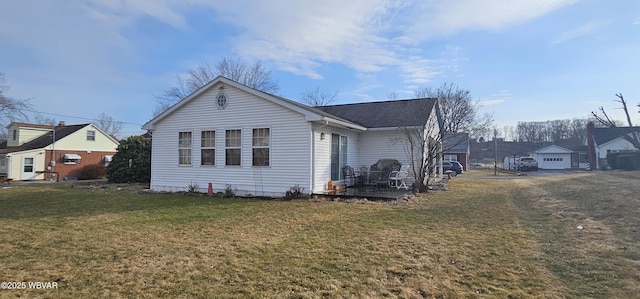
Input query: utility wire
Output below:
<box><xmin>20</xmin><ymin>108</ymin><xmax>145</xmax><ymax>126</ymax></box>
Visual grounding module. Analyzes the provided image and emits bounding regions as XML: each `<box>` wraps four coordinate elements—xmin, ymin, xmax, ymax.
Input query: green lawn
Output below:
<box><xmin>1</xmin><ymin>172</ymin><xmax>639</xmax><ymax>298</ymax></box>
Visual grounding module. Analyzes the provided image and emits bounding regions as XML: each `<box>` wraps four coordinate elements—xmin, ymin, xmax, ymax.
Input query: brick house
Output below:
<box><xmin>1</xmin><ymin>122</ymin><xmax>119</xmax><ymax>181</ymax></box>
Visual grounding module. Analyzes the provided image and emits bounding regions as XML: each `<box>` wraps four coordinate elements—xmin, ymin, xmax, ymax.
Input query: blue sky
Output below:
<box><xmin>1</xmin><ymin>0</ymin><xmax>639</xmax><ymax>138</ymax></box>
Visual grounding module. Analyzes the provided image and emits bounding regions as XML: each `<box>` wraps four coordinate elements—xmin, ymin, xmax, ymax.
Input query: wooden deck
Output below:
<box><xmin>316</xmin><ymin>186</ymin><xmax>412</xmax><ymax>200</ymax></box>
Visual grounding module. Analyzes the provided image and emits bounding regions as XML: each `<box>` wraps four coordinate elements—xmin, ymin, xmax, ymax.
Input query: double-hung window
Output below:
<box><xmin>201</xmin><ymin>130</ymin><xmax>215</xmax><ymax>165</ymax></box>
<box><xmin>225</xmin><ymin>129</ymin><xmax>241</xmax><ymax>166</ymax></box>
<box><xmin>252</xmin><ymin>128</ymin><xmax>270</xmax><ymax>166</ymax></box>
<box><xmin>87</xmin><ymin>130</ymin><xmax>96</xmax><ymax>141</ymax></box>
<box><xmin>178</xmin><ymin>131</ymin><xmax>192</xmax><ymax>165</ymax></box>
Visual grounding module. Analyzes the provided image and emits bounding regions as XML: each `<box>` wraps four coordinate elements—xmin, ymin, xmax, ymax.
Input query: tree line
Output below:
<box><xmin>507</xmin><ymin>118</ymin><xmax>591</xmax><ymax>143</ymax></box>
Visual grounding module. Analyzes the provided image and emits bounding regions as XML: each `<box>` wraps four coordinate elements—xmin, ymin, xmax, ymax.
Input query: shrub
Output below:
<box><xmin>608</xmin><ymin>151</ymin><xmax>640</xmax><ymax>170</ymax></box>
<box><xmin>188</xmin><ymin>181</ymin><xmax>200</xmax><ymax>193</ymax></box>
<box><xmin>616</xmin><ymin>153</ymin><xmax>640</xmax><ymax>170</ymax></box>
<box><xmin>607</xmin><ymin>152</ymin><xmax>620</xmax><ymax>169</ymax></box>
<box><xmin>106</xmin><ymin>136</ymin><xmax>151</xmax><ymax>183</ymax></box>
<box><xmin>79</xmin><ymin>164</ymin><xmax>106</xmax><ymax>180</ymax></box>
<box><xmin>223</xmin><ymin>184</ymin><xmax>237</xmax><ymax>198</ymax></box>
<box><xmin>284</xmin><ymin>185</ymin><xmax>305</xmax><ymax>200</ymax></box>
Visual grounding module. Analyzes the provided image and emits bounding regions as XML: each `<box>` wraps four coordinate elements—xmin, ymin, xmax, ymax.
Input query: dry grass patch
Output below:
<box><xmin>511</xmin><ymin>172</ymin><xmax>640</xmax><ymax>298</ymax></box>
<box><xmin>3</xmin><ymin>174</ymin><xmax>636</xmax><ymax>298</ymax></box>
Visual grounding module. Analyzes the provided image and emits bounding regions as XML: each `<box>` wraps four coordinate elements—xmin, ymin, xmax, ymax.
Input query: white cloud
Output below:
<box><xmin>552</xmin><ymin>21</ymin><xmax>604</xmax><ymax>44</ymax></box>
<box><xmin>402</xmin><ymin>0</ymin><xmax>579</xmax><ymax>40</ymax></box>
<box><xmin>479</xmin><ymin>99</ymin><xmax>506</xmax><ymax>106</ymax></box>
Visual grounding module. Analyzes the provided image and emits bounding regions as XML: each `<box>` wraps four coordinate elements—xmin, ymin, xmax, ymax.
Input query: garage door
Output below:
<box><xmin>539</xmin><ymin>155</ymin><xmax>570</xmax><ymax>169</ymax></box>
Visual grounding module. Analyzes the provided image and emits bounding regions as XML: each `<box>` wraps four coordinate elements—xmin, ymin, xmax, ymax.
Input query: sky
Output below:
<box><xmin>1</xmin><ymin>0</ymin><xmax>639</xmax><ymax>138</ymax></box>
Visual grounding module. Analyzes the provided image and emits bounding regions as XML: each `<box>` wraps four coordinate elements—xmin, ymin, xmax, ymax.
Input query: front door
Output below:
<box><xmin>571</xmin><ymin>153</ymin><xmax>579</xmax><ymax>168</ymax></box>
<box><xmin>21</xmin><ymin>156</ymin><xmax>36</xmax><ymax>180</ymax></box>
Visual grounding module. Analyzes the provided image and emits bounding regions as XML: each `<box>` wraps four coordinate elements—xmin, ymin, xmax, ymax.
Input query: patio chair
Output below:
<box><xmin>342</xmin><ymin>166</ymin><xmax>357</xmax><ymax>187</ymax></box>
<box><xmin>389</xmin><ymin>165</ymin><xmax>411</xmax><ymax>190</ymax></box>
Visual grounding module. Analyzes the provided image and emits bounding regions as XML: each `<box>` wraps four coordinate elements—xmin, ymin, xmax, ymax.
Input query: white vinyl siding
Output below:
<box><xmin>312</xmin><ymin>125</ymin><xmax>358</xmax><ymax>192</ymax></box>
<box><xmin>149</xmin><ymin>83</ymin><xmax>311</xmax><ymax>196</ymax></box>
<box><xmin>357</xmin><ymin>130</ymin><xmax>411</xmax><ymax>167</ymax></box>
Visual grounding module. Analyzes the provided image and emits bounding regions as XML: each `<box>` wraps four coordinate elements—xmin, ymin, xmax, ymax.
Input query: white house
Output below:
<box><xmin>142</xmin><ymin>76</ymin><xmax>443</xmax><ymax>195</ymax></box>
<box><xmin>588</xmin><ymin>126</ymin><xmax>640</xmax><ymax>169</ymax></box>
<box><xmin>1</xmin><ymin>122</ymin><xmax>119</xmax><ymax>181</ymax></box>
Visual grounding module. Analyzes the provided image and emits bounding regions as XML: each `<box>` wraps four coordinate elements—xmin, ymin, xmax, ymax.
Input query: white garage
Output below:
<box><xmin>535</xmin><ymin>145</ymin><xmax>572</xmax><ymax>169</ymax></box>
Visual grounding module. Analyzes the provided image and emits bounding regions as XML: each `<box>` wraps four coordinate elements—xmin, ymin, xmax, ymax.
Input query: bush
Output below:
<box><xmin>79</xmin><ymin>164</ymin><xmax>106</xmax><ymax>180</ymax></box>
<box><xmin>106</xmin><ymin>136</ymin><xmax>151</xmax><ymax>183</ymax></box>
<box><xmin>223</xmin><ymin>184</ymin><xmax>237</xmax><ymax>198</ymax></box>
<box><xmin>616</xmin><ymin>153</ymin><xmax>640</xmax><ymax>171</ymax></box>
<box><xmin>607</xmin><ymin>152</ymin><xmax>620</xmax><ymax>169</ymax></box>
<box><xmin>608</xmin><ymin>151</ymin><xmax>640</xmax><ymax>170</ymax></box>
<box><xmin>284</xmin><ymin>185</ymin><xmax>305</xmax><ymax>200</ymax></box>
<box><xmin>188</xmin><ymin>181</ymin><xmax>200</xmax><ymax>193</ymax></box>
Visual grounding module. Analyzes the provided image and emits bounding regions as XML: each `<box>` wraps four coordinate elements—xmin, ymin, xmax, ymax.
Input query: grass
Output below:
<box><xmin>1</xmin><ymin>173</ymin><xmax>639</xmax><ymax>298</ymax></box>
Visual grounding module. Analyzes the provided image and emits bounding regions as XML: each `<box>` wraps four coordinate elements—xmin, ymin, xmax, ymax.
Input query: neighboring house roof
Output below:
<box><xmin>443</xmin><ymin>133</ymin><xmax>470</xmax><ymax>153</ymax></box>
<box><xmin>5</xmin><ymin>122</ymin><xmax>55</xmax><ymax>130</ymax></box>
<box><xmin>593</xmin><ymin>127</ymin><xmax>640</xmax><ymax>145</ymax></box>
<box><xmin>143</xmin><ymin>76</ymin><xmax>367</xmax><ymax>131</ymax></box>
<box><xmin>0</xmin><ymin>123</ymin><xmax>118</xmax><ymax>155</ymax></box>
<box><xmin>535</xmin><ymin>144</ymin><xmax>573</xmax><ymax>154</ymax></box>
<box><xmin>316</xmin><ymin>98</ymin><xmax>438</xmax><ymax>129</ymax></box>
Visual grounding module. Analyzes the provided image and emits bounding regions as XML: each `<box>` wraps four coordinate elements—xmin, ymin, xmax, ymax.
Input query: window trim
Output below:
<box><xmin>200</xmin><ymin>130</ymin><xmax>216</xmax><ymax>166</ymax></box>
<box><xmin>225</xmin><ymin>129</ymin><xmax>242</xmax><ymax>166</ymax></box>
<box><xmin>178</xmin><ymin>131</ymin><xmax>193</xmax><ymax>166</ymax></box>
<box><xmin>252</xmin><ymin>128</ymin><xmax>270</xmax><ymax>167</ymax></box>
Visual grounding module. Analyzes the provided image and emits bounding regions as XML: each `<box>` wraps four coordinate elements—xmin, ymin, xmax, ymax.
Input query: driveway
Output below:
<box><xmin>460</xmin><ymin>169</ymin><xmax>589</xmax><ymax>179</ymax></box>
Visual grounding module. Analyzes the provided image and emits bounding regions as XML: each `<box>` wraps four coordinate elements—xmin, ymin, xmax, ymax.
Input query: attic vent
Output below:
<box><xmin>217</xmin><ymin>93</ymin><xmax>228</xmax><ymax>109</ymax></box>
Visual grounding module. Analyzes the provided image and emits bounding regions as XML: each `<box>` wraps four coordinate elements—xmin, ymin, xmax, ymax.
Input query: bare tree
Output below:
<box><xmin>393</xmin><ymin>100</ymin><xmax>442</xmax><ymax>193</ymax></box>
<box><xmin>300</xmin><ymin>87</ymin><xmax>337</xmax><ymax>107</ymax></box>
<box><xmin>1</xmin><ymin>72</ymin><xmax>31</xmax><ymax>140</ymax></box>
<box><xmin>33</xmin><ymin>114</ymin><xmax>56</xmax><ymax>126</ymax></box>
<box><xmin>387</xmin><ymin>91</ymin><xmax>399</xmax><ymax>100</ymax></box>
<box><xmin>154</xmin><ymin>57</ymin><xmax>279</xmax><ymax>115</ymax></box>
<box><xmin>95</xmin><ymin>113</ymin><xmax>123</xmax><ymax>137</ymax></box>
<box><xmin>414</xmin><ymin>82</ymin><xmax>493</xmax><ymax>139</ymax></box>
<box><xmin>591</xmin><ymin>93</ymin><xmax>640</xmax><ymax>150</ymax></box>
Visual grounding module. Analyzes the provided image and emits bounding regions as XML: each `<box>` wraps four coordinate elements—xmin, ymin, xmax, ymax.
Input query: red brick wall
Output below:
<box><xmin>456</xmin><ymin>153</ymin><xmax>468</xmax><ymax>171</ymax></box>
<box><xmin>44</xmin><ymin>150</ymin><xmax>115</xmax><ymax>180</ymax></box>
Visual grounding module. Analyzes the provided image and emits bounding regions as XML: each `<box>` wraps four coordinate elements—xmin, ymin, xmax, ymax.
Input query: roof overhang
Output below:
<box><xmin>321</xmin><ymin>117</ymin><xmax>367</xmax><ymax>131</ymax></box>
<box><xmin>142</xmin><ymin>76</ymin><xmax>362</xmax><ymax>131</ymax></box>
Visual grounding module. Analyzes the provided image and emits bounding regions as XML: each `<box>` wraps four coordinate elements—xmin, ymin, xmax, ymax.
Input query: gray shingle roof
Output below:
<box><xmin>0</xmin><ymin>124</ymin><xmax>88</xmax><ymax>154</ymax></box>
<box><xmin>316</xmin><ymin>98</ymin><xmax>437</xmax><ymax>128</ymax></box>
<box><xmin>594</xmin><ymin>127</ymin><xmax>640</xmax><ymax>145</ymax></box>
<box><xmin>443</xmin><ymin>133</ymin><xmax>469</xmax><ymax>153</ymax></box>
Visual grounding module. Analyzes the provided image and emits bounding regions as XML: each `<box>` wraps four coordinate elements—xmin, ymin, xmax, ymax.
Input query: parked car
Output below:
<box><xmin>452</xmin><ymin>161</ymin><xmax>464</xmax><ymax>172</ymax></box>
<box><xmin>517</xmin><ymin>157</ymin><xmax>538</xmax><ymax>171</ymax></box>
<box><xmin>441</xmin><ymin>161</ymin><xmax>463</xmax><ymax>175</ymax></box>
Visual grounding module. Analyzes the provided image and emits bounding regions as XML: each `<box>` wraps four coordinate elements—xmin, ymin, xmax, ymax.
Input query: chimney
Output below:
<box><xmin>58</xmin><ymin>121</ymin><xmax>65</xmax><ymax>126</ymax></box>
<box><xmin>586</xmin><ymin>122</ymin><xmax>596</xmax><ymax>170</ymax></box>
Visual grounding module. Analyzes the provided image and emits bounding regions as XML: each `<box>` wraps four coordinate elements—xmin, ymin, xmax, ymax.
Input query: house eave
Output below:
<box><xmin>321</xmin><ymin>117</ymin><xmax>367</xmax><ymax>131</ymax></box>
